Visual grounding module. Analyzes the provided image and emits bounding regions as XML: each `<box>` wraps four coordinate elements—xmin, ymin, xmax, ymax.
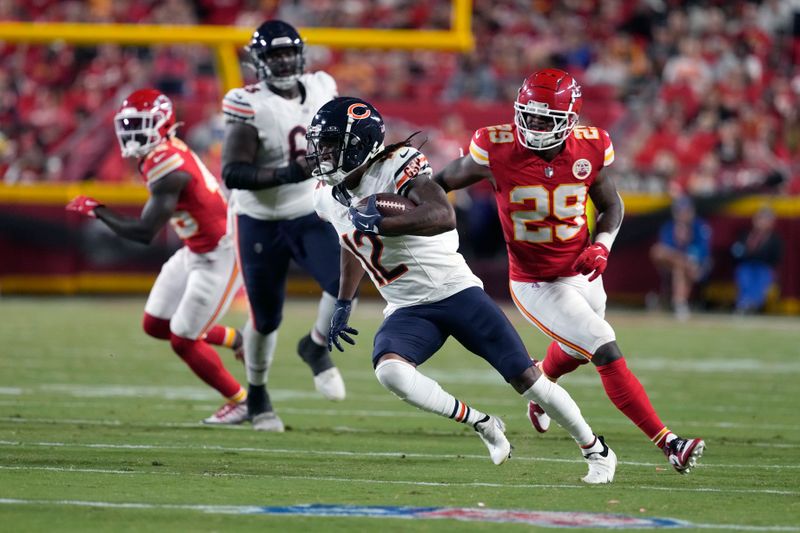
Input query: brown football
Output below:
<box><xmin>357</xmin><ymin>193</ymin><xmax>417</xmax><ymax>217</ymax></box>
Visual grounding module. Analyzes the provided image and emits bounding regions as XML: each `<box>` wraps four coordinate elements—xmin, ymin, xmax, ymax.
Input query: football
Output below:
<box><xmin>357</xmin><ymin>193</ymin><xmax>417</xmax><ymax>217</ymax></box>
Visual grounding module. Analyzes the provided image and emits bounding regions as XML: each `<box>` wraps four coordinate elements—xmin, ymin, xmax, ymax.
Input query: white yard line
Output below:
<box><xmin>1</xmin><ymin>438</ymin><xmax>798</xmax><ymax>472</ymax></box>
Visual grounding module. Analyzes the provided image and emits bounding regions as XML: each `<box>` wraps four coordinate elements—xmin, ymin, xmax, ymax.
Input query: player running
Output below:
<box><xmin>433</xmin><ymin>68</ymin><xmax>705</xmax><ymax>474</ymax></box>
<box><xmin>221</xmin><ymin>20</ymin><xmax>345</xmax><ymax>432</ymax></box>
<box><xmin>66</xmin><ymin>89</ymin><xmax>247</xmax><ymax>425</ymax></box>
<box><xmin>310</xmin><ymin>96</ymin><xmax>616</xmax><ymax>483</ymax></box>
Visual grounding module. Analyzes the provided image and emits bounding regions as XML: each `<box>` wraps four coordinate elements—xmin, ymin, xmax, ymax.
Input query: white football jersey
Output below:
<box><xmin>223</xmin><ymin>71</ymin><xmax>337</xmax><ymax>220</ymax></box>
<box><xmin>313</xmin><ymin>148</ymin><xmax>482</xmax><ymax>316</ymax></box>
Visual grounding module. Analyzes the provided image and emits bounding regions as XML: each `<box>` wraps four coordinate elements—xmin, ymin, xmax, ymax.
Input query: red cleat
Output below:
<box><xmin>664</xmin><ymin>437</ymin><xmax>705</xmax><ymax>474</ymax></box>
<box><xmin>527</xmin><ymin>401</ymin><xmax>551</xmax><ymax>433</ymax></box>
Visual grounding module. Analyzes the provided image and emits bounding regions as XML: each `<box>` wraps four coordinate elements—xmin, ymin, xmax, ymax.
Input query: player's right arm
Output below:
<box><xmin>433</xmin><ymin>128</ymin><xmax>494</xmax><ymax>192</ymax></box>
<box><xmin>220</xmin><ymin>88</ymin><xmax>308</xmax><ymax>190</ymax></box>
<box><xmin>69</xmin><ymin>171</ymin><xmax>188</xmax><ymax>245</ymax></box>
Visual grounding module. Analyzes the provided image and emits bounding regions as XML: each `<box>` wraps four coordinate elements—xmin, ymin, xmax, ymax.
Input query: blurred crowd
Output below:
<box><xmin>1</xmin><ymin>0</ymin><xmax>799</xmax><ymax>199</ymax></box>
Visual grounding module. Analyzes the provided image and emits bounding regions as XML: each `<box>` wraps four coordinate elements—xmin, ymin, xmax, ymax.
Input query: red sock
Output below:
<box><xmin>142</xmin><ymin>314</ymin><xmax>171</xmax><ymax>340</ymax></box>
<box><xmin>542</xmin><ymin>341</ymin><xmax>589</xmax><ymax>380</ymax></box>
<box><xmin>170</xmin><ymin>334</ymin><xmax>242</xmax><ymax>399</ymax></box>
<box><xmin>203</xmin><ymin>325</ymin><xmax>238</xmax><ymax>348</ymax></box>
<box><xmin>596</xmin><ymin>357</ymin><xmax>669</xmax><ymax>447</ymax></box>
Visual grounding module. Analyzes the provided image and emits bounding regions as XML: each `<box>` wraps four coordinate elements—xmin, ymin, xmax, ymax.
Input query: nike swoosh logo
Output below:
<box><xmin>153</xmin><ymin>153</ymin><xmax>168</xmax><ymax>164</ymax></box>
<box><xmin>399</xmin><ymin>149</ymin><xmax>410</xmax><ymax>157</ymax></box>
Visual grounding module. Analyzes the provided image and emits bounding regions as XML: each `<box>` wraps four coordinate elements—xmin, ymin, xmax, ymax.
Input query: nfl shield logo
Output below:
<box><xmin>544</xmin><ymin>167</ymin><xmax>554</xmax><ymax>178</ymax></box>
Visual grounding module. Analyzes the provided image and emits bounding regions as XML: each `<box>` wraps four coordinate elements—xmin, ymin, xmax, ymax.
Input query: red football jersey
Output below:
<box><xmin>470</xmin><ymin>123</ymin><xmax>614</xmax><ymax>281</ymax></box>
<box><xmin>139</xmin><ymin>138</ymin><xmax>228</xmax><ymax>253</ymax></box>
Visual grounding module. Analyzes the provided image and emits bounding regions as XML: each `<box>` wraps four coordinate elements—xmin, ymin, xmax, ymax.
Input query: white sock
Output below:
<box><xmin>522</xmin><ymin>377</ymin><xmax>595</xmax><ymax>446</ymax></box>
<box><xmin>311</xmin><ymin>292</ymin><xmax>338</xmax><ymax>346</ymax></box>
<box><xmin>243</xmin><ymin>319</ymin><xmax>278</xmax><ymax>385</ymax></box>
<box><xmin>375</xmin><ymin>359</ymin><xmax>487</xmax><ymax>426</ymax></box>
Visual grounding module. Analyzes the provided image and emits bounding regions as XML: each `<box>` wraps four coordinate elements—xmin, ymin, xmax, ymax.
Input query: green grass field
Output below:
<box><xmin>0</xmin><ymin>296</ymin><xmax>798</xmax><ymax>531</ymax></box>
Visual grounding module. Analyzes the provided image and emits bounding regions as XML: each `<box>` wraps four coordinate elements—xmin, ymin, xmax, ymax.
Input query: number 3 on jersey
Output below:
<box><xmin>510</xmin><ymin>184</ymin><xmax>587</xmax><ymax>243</ymax></box>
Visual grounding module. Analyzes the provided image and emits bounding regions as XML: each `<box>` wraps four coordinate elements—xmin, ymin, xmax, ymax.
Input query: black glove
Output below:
<box><xmin>329</xmin><ymin>299</ymin><xmax>359</xmax><ymax>352</ymax></box>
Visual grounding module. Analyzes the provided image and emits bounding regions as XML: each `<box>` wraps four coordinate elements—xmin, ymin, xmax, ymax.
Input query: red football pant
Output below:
<box><xmin>596</xmin><ymin>357</ymin><xmax>668</xmax><ymax>446</ymax></box>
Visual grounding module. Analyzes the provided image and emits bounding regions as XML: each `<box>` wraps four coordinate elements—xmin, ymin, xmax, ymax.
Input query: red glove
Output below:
<box><xmin>572</xmin><ymin>242</ymin><xmax>609</xmax><ymax>282</ymax></box>
<box><xmin>66</xmin><ymin>195</ymin><xmax>103</xmax><ymax>218</ymax></box>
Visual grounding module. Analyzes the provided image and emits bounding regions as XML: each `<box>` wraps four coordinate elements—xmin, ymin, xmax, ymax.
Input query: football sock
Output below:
<box><xmin>203</xmin><ymin>325</ymin><xmax>238</xmax><ymax>348</ymax></box>
<box><xmin>243</xmin><ymin>320</ymin><xmax>277</xmax><ymax>385</ymax></box>
<box><xmin>169</xmin><ymin>334</ymin><xmax>242</xmax><ymax>399</ymax></box>
<box><xmin>312</xmin><ymin>292</ymin><xmax>337</xmax><ymax>346</ymax></box>
<box><xmin>142</xmin><ymin>313</ymin><xmax>171</xmax><ymax>340</ymax></box>
<box><xmin>247</xmin><ymin>383</ymin><xmax>273</xmax><ymax>415</ymax></box>
<box><xmin>522</xmin><ymin>377</ymin><xmax>595</xmax><ymax>447</ymax></box>
<box><xmin>375</xmin><ymin>359</ymin><xmax>487</xmax><ymax>426</ymax></box>
<box><xmin>542</xmin><ymin>341</ymin><xmax>589</xmax><ymax>380</ymax></box>
<box><xmin>596</xmin><ymin>357</ymin><xmax>669</xmax><ymax>447</ymax></box>
<box><xmin>580</xmin><ymin>435</ymin><xmax>604</xmax><ymax>455</ymax></box>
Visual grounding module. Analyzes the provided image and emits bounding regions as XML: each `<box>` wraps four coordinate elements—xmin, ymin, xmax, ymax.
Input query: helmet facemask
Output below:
<box><xmin>514</xmin><ymin>100</ymin><xmax>578</xmax><ymax>151</ymax></box>
<box><xmin>114</xmin><ymin>109</ymin><xmax>168</xmax><ymax>158</ymax></box>
<box><xmin>249</xmin><ymin>44</ymin><xmax>305</xmax><ymax>90</ymax></box>
<box><xmin>306</xmin><ymin>118</ymin><xmax>382</xmax><ymax>187</ymax></box>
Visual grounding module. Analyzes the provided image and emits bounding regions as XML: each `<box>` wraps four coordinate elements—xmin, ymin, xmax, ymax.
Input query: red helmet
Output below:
<box><xmin>514</xmin><ymin>68</ymin><xmax>582</xmax><ymax>151</ymax></box>
<box><xmin>114</xmin><ymin>89</ymin><xmax>175</xmax><ymax>158</ymax></box>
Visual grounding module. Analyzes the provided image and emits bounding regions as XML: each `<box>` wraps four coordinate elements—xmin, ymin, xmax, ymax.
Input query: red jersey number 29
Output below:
<box><xmin>509</xmin><ymin>184</ymin><xmax>587</xmax><ymax>243</ymax></box>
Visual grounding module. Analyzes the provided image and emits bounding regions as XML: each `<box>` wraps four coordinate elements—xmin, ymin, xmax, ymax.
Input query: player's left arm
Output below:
<box><xmin>588</xmin><ymin>170</ymin><xmax>624</xmax><ymax>248</ymax></box>
<box><xmin>433</xmin><ymin>154</ymin><xmax>493</xmax><ymax>193</ymax></box>
<box><xmin>377</xmin><ymin>176</ymin><xmax>456</xmax><ymax>237</ymax></box>
<box><xmin>572</xmin><ymin>170</ymin><xmax>624</xmax><ymax>280</ymax></box>
<box><xmin>67</xmin><ymin>171</ymin><xmax>188</xmax><ymax>245</ymax></box>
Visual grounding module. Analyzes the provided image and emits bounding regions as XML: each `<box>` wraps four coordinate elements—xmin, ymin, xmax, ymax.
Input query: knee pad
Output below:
<box><xmin>374</xmin><ymin>359</ymin><xmax>416</xmax><ymax>399</ymax></box>
<box><xmin>142</xmin><ymin>313</ymin><xmax>171</xmax><ymax>340</ymax></box>
<box><xmin>592</xmin><ymin>341</ymin><xmax>623</xmax><ymax>366</ymax></box>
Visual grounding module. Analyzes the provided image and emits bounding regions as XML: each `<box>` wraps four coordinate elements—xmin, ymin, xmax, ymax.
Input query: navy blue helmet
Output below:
<box><xmin>306</xmin><ymin>97</ymin><xmax>386</xmax><ymax>186</ymax></box>
<box><xmin>247</xmin><ymin>20</ymin><xmax>305</xmax><ymax>89</ymax></box>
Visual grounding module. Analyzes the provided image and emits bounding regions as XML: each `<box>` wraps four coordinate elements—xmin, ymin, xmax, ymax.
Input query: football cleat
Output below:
<box><xmin>297</xmin><ymin>334</ymin><xmax>346</xmax><ymax>400</ymax></box>
<box><xmin>313</xmin><ymin>367</ymin><xmax>346</xmax><ymax>401</ymax></box>
<box><xmin>252</xmin><ymin>411</ymin><xmax>285</xmax><ymax>432</ymax></box>
<box><xmin>203</xmin><ymin>400</ymin><xmax>249</xmax><ymax>425</ymax></box>
<box><xmin>527</xmin><ymin>401</ymin><xmax>551</xmax><ymax>433</ymax></box>
<box><xmin>474</xmin><ymin>415</ymin><xmax>512</xmax><ymax>465</ymax></box>
<box><xmin>581</xmin><ymin>435</ymin><xmax>616</xmax><ymax>484</ymax></box>
<box><xmin>664</xmin><ymin>436</ymin><xmax>705</xmax><ymax>474</ymax></box>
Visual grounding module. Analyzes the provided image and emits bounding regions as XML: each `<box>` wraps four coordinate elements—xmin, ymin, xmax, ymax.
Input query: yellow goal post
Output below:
<box><xmin>0</xmin><ymin>0</ymin><xmax>473</xmax><ymax>92</ymax></box>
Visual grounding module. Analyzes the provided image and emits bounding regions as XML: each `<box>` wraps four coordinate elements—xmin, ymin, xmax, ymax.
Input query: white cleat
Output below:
<box><xmin>474</xmin><ymin>415</ymin><xmax>512</xmax><ymax>465</ymax></box>
<box><xmin>252</xmin><ymin>411</ymin><xmax>285</xmax><ymax>432</ymax></box>
<box><xmin>314</xmin><ymin>367</ymin><xmax>346</xmax><ymax>401</ymax></box>
<box><xmin>203</xmin><ymin>400</ymin><xmax>249</xmax><ymax>425</ymax></box>
<box><xmin>582</xmin><ymin>435</ymin><xmax>616</xmax><ymax>484</ymax></box>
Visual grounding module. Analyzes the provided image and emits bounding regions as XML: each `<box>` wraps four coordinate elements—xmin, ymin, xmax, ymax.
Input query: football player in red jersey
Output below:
<box><xmin>434</xmin><ymin>69</ymin><xmax>705</xmax><ymax>474</ymax></box>
<box><xmin>66</xmin><ymin>89</ymin><xmax>249</xmax><ymax>425</ymax></box>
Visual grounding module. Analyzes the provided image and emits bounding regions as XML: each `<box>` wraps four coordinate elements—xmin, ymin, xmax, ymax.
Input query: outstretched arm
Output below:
<box><xmin>67</xmin><ymin>171</ymin><xmax>188</xmax><ymax>245</ymax></box>
<box><xmin>221</xmin><ymin>122</ymin><xmax>308</xmax><ymax>190</ymax></box>
<box><xmin>432</xmin><ymin>154</ymin><xmax>493</xmax><ymax>193</ymax></box>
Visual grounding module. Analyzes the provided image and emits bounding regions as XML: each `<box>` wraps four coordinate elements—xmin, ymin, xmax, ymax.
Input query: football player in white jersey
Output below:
<box><xmin>309</xmin><ymin>97</ymin><xmax>616</xmax><ymax>483</ymax></box>
<box><xmin>221</xmin><ymin>20</ymin><xmax>345</xmax><ymax>432</ymax></box>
